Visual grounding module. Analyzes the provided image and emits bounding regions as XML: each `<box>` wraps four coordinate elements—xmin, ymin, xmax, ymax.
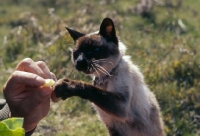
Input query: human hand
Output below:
<box><xmin>3</xmin><ymin>58</ymin><xmax>58</xmax><ymax>132</ymax></box>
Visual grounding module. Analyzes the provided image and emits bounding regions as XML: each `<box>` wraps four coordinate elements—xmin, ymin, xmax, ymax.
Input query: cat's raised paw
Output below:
<box><xmin>53</xmin><ymin>78</ymin><xmax>74</xmax><ymax>100</ymax></box>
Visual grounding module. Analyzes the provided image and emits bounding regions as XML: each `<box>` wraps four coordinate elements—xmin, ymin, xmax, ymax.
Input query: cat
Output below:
<box><xmin>53</xmin><ymin>18</ymin><xmax>165</xmax><ymax>136</ymax></box>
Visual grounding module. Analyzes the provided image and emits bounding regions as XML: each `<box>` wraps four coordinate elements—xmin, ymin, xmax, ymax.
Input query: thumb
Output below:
<box><xmin>38</xmin><ymin>87</ymin><xmax>52</xmax><ymax>98</ymax></box>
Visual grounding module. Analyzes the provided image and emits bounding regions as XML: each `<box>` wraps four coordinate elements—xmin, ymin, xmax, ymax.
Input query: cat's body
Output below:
<box><xmin>53</xmin><ymin>18</ymin><xmax>165</xmax><ymax>136</ymax></box>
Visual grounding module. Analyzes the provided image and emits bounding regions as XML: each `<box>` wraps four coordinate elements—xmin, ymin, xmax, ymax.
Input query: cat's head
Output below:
<box><xmin>66</xmin><ymin>18</ymin><xmax>125</xmax><ymax>77</ymax></box>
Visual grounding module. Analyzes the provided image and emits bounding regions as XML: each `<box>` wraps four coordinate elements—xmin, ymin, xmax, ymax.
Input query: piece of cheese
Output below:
<box><xmin>43</xmin><ymin>79</ymin><xmax>55</xmax><ymax>87</ymax></box>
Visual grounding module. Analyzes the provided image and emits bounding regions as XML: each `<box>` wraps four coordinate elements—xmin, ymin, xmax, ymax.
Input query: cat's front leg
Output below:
<box><xmin>53</xmin><ymin>78</ymin><xmax>128</xmax><ymax>117</ymax></box>
<box><xmin>53</xmin><ymin>78</ymin><xmax>93</xmax><ymax>100</ymax></box>
<box><xmin>53</xmin><ymin>78</ymin><xmax>81</xmax><ymax>100</ymax></box>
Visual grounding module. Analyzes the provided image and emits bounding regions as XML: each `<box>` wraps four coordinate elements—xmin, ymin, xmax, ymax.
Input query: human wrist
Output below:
<box><xmin>23</xmin><ymin>122</ymin><xmax>37</xmax><ymax>132</ymax></box>
<box><xmin>25</xmin><ymin>126</ymin><xmax>37</xmax><ymax>136</ymax></box>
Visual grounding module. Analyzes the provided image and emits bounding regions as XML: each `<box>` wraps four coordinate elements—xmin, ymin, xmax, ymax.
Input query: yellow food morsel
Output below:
<box><xmin>43</xmin><ymin>79</ymin><xmax>55</xmax><ymax>87</ymax></box>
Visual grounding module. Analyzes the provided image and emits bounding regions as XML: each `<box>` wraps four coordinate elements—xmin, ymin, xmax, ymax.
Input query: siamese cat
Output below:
<box><xmin>53</xmin><ymin>18</ymin><xmax>165</xmax><ymax>136</ymax></box>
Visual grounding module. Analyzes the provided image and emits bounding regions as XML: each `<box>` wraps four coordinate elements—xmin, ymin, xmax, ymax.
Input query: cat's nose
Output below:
<box><xmin>75</xmin><ymin>55</ymin><xmax>88</xmax><ymax>71</ymax></box>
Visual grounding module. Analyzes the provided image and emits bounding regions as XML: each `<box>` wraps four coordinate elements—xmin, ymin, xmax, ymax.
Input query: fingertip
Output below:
<box><xmin>51</xmin><ymin>72</ymin><xmax>57</xmax><ymax>81</ymax></box>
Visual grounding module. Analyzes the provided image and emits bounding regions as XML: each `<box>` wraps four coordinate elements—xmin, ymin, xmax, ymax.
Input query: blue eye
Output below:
<box><xmin>95</xmin><ymin>47</ymin><xmax>100</xmax><ymax>52</ymax></box>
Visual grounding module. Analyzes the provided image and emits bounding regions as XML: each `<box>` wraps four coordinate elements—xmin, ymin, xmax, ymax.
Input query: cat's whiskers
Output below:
<box><xmin>91</xmin><ymin>63</ymin><xmax>100</xmax><ymax>76</ymax></box>
<box><xmin>92</xmin><ymin>58</ymin><xmax>108</xmax><ymax>62</ymax></box>
<box><xmin>93</xmin><ymin>63</ymin><xmax>112</xmax><ymax>77</ymax></box>
<box><xmin>95</xmin><ymin>66</ymin><xmax>108</xmax><ymax>76</ymax></box>
<box><xmin>92</xmin><ymin>59</ymin><xmax>114</xmax><ymax>65</ymax></box>
<box><xmin>68</xmin><ymin>66</ymin><xmax>75</xmax><ymax>77</ymax></box>
<box><xmin>69</xmin><ymin>66</ymin><xmax>78</xmax><ymax>80</ymax></box>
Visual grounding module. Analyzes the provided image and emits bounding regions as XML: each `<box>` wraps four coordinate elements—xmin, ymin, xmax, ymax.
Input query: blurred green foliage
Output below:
<box><xmin>0</xmin><ymin>117</ymin><xmax>24</xmax><ymax>136</ymax></box>
<box><xmin>0</xmin><ymin>0</ymin><xmax>200</xmax><ymax>135</ymax></box>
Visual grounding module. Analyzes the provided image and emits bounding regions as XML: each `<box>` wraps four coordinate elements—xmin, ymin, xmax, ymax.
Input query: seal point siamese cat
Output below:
<box><xmin>53</xmin><ymin>18</ymin><xmax>165</xmax><ymax>136</ymax></box>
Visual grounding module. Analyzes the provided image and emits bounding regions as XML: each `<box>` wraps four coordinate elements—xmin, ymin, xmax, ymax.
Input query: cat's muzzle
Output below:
<box><xmin>75</xmin><ymin>57</ymin><xmax>88</xmax><ymax>72</ymax></box>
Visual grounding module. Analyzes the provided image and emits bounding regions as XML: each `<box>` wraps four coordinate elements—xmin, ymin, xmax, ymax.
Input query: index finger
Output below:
<box><xmin>36</xmin><ymin>61</ymin><xmax>52</xmax><ymax>79</ymax></box>
<box><xmin>16</xmin><ymin>58</ymin><xmax>45</xmax><ymax>78</ymax></box>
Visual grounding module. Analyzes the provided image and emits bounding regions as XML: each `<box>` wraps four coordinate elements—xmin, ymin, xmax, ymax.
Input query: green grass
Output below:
<box><xmin>0</xmin><ymin>0</ymin><xmax>200</xmax><ymax>135</ymax></box>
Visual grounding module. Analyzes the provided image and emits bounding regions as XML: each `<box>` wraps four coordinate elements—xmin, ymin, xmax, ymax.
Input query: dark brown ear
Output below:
<box><xmin>99</xmin><ymin>18</ymin><xmax>118</xmax><ymax>45</ymax></box>
<box><xmin>66</xmin><ymin>27</ymin><xmax>85</xmax><ymax>41</ymax></box>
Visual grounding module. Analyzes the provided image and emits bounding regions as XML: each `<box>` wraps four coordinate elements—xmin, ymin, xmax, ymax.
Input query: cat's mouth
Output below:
<box><xmin>75</xmin><ymin>64</ymin><xmax>94</xmax><ymax>74</ymax></box>
<box><xmin>74</xmin><ymin>58</ymin><xmax>88</xmax><ymax>71</ymax></box>
<box><xmin>74</xmin><ymin>68</ymin><xmax>94</xmax><ymax>76</ymax></box>
<box><xmin>74</xmin><ymin>58</ymin><xmax>113</xmax><ymax>76</ymax></box>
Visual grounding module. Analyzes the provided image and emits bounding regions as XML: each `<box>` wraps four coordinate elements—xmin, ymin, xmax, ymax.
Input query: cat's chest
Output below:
<box><xmin>93</xmin><ymin>75</ymin><xmax>112</xmax><ymax>89</ymax></box>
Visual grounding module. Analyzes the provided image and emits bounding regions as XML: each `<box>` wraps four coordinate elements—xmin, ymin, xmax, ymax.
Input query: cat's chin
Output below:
<box><xmin>80</xmin><ymin>70</ymin><xmax>100</xmax><ymax>77</ymax></box>
<box><xmin>78</xmin><ymin>70</ymin><xmax>93</xmax><ymax>75</ymax></box>
<box><xmin>82</xmin><ymin>71</ymin><xmax>91</xmax><ymax>74</ymax></box>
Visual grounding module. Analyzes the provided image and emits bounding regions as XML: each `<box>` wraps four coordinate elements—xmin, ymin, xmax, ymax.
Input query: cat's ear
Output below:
<box><xmin>66</xmin><ymin>27</ymin><xmax>85</xmax><ymax>41</ymax></box>
<box><xmin>99</xmin><ymin>18</ymin><xmax>118</xmax><ymax>45</ymax></box>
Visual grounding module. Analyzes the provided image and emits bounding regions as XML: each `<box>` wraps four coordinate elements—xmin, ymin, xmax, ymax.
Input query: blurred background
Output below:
<box><xmin>0</xmin><ymin>0</ymin><xmax>199</xmax><ymax>135</ymax></box>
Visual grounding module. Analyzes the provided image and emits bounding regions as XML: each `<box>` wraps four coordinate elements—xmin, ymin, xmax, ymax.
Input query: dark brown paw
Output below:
<box><xmin>53</xmin><ymin>78</ymin><xmax>74</xmax><ymax>100</ymax></box>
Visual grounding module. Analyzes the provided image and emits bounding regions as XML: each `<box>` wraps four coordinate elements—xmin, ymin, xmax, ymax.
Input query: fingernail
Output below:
<box><xmin>36</xmin><ymin>76</ymin><xmax>45</xmax><ymax>85</ymax></box>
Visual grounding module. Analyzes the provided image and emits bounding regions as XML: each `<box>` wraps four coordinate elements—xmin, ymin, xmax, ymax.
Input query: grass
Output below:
<box><xmin>0</xmin><ymin>0</ymin><xmax>200</xmax><ymax>135</ymax></box>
